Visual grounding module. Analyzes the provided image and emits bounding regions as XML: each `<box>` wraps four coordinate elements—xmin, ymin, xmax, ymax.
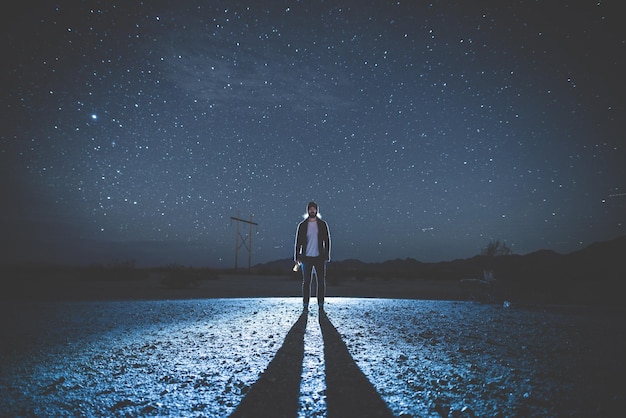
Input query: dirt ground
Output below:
<box><xmin>1</xmin><ymin>275</ymin><xmax>624</xmax><ymax>417</ymax></box>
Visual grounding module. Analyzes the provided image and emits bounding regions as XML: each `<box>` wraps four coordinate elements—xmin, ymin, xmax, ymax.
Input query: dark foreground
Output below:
<box><xmin>1</xmin><ymin>297</ymin><xmax>624</xmax><ymax>417</ymax></box>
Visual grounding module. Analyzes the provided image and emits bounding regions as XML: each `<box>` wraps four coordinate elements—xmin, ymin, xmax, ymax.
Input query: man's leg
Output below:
<box><xmin>314</xmin><ymin>258</ymin><xmax>326</xmax><ymax>308</ymax></box>
<box><xmin>301</xmin><ymin>259</ymin><xmax>313</xmax><ymax>308</ymax></box>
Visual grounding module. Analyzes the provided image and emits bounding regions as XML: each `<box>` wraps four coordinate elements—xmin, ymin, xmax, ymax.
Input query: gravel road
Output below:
<box><xmin>1</xmin><ymin>297</ymin><xmax>624</xmax><ymax>417</ymax></box>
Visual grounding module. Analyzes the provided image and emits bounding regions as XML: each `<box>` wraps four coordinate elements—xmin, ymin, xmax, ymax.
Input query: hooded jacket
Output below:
<box><xmin>294</xmin><ymin>217</ymin><xmax>331</xmax><ymax>262</ymax></box>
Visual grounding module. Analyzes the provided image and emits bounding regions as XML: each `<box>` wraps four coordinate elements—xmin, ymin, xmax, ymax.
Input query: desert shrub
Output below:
<box><xmin>481</xmin><ymin>240</ymin><xmax>512</xmax><ymax>257</ymax></box>
<box><xmin>354</xmin><ymin>270</ymin><xmax>367</xmax><ymax>282</ymax></box>
<box><xmin>160</xmin><ymin>264</ymin><xmax>217</xmax><ymax>289</ymax></box>
<box><xmin>85</xmin><ymin>260</ymin><xmax>145</xmax><ymax>281</ymax></box>
<box><xmin>326</xmin><ymin>267</ymin><xmax>342</xmax><ymax>285</ymax></box>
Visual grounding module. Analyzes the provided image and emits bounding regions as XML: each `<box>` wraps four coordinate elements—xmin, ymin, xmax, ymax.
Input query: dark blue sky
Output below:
<box><xmin>2</xmin><ymin>1</ymin><xmax>624</xmax><ymax>268</ymax></box>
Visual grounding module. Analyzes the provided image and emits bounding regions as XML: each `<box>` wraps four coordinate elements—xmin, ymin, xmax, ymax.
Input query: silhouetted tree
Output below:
<box><xmin>477</xmin><ymin>240</ymin><xmax>513</xmax><ymax>303</ymax></box>
<box><xmin>481</xmin><ymin>239</ymin><xmax>512</xmax><ymax>257</ymax></box>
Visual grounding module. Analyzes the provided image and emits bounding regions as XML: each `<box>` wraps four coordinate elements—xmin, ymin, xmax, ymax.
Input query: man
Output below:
<box><xmin>294</xmin><ymin>201</ymin><xmax>331</xmax><ymax>310</ymax></box>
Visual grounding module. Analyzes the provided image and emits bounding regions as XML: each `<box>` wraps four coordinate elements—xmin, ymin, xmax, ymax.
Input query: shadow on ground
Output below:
<box><xmin>231</xmin><ymin>309</ymin><xmax>394</xmax><ymax>418</ymax></box>
<box><xmin>230</xmin><ymin>311</ymin><xmax>307</xmax><ymax>417</ymax></box>
<box><xmin>320</xmin><ymin>310</ymin><xmax>394</xmax><ymax>418</ymax></box>
<box><xmin>1</xmin><ymin>298</ymin><xmax>623</xmax><ymax>417</ymax></box>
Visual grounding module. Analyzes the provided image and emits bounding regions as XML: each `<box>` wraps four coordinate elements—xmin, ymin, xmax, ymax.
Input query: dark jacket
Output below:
<box><xmin>294</xmin><ymin>218</ymin><xmax>331</xmax><ymax>262</ymax></box>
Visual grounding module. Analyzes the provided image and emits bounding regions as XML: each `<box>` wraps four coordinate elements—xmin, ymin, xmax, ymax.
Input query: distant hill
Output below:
<box><xmin>251</xmin><ymin>236</ymin><xmax>625</xmax><ymax>305</ymax></box>
<box><xmin>253</xmin><ymin>235</ymin><xmax>626</xmax><ymax>282</ymax></box>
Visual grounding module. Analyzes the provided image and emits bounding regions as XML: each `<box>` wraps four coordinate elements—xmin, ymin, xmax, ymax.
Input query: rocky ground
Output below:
<box><xmin>1</xmin><ymin>289</ymin><xmax>624</xmax><ymax>417</ymax></box>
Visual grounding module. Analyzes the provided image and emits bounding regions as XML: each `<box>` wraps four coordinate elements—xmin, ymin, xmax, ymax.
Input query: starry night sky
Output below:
<box><xmin>2</xmin><ymin>1</ymin><xmax>625</xmax><ymax>268</ymax></box>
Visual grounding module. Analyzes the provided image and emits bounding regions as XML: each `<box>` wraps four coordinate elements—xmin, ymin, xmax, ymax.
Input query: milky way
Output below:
<box><xmin>2</xmin><ymin>1</ymin><xmax>624</xmax><ymax>267</ymax></box>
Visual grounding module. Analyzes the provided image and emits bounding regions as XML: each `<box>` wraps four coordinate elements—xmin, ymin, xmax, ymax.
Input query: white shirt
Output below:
<box><xmin>306</xmin><ymin>220</ymin><xmax>320</xmax><ymax>257</ymax></box>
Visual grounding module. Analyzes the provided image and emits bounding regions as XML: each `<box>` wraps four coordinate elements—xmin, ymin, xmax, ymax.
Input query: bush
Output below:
<box><xmin>159</xmin><ymin>264</ymin><xmax>218</xmax><ymax>289</ymax></box>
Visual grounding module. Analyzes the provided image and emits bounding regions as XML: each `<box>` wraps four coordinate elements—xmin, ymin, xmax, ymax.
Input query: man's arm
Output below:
<box><xmin>294</xmin><ymin>222</ymin><xmax>302</xmax><ymax>261</ymax></box>
<box><xmin>324</xmin><ymin>221</ymin><xmax>331</xmax><ymax>261</ymax></box>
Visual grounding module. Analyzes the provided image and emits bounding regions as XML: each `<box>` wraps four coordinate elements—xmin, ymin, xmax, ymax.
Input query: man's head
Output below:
<box><xmin>307</xmin><ymin>201</ymin><xmax>318</xmax><ymax>219</ymax></box>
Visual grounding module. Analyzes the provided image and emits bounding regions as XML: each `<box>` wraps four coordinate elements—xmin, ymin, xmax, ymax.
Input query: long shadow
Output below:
<box><xmin>229</xmin><ymin>310</ymin><xmax>308</xmax><ymax>418</ymax></box>
<box><xmin>319</xmin><ymin>310</ymin><xmax>395</xmax><ymax>418</ymax></box>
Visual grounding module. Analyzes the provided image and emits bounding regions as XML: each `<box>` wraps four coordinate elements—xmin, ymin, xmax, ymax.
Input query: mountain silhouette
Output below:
<box><xmin>253</xmin><ymin>236</ymin><xmax>625</xmax><ymax>305</ymax></box>
<box><xmin>255</xmin><ymin>235</ymin><xmax>625</xmax><ymax>279</ymax></box>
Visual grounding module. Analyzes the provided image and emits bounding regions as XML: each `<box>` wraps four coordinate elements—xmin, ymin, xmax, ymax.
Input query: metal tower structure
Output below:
<box><xmin>230</xmin><ymin>211</ymin><xmax>258</xmax><ymax>272</ymax></box>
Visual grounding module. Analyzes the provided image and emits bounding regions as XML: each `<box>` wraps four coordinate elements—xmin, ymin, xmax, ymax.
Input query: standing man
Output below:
<box><xmin>294</xmin><ymin>201</ymin><xmax>331</xmax><ymax>310</ymax></box>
